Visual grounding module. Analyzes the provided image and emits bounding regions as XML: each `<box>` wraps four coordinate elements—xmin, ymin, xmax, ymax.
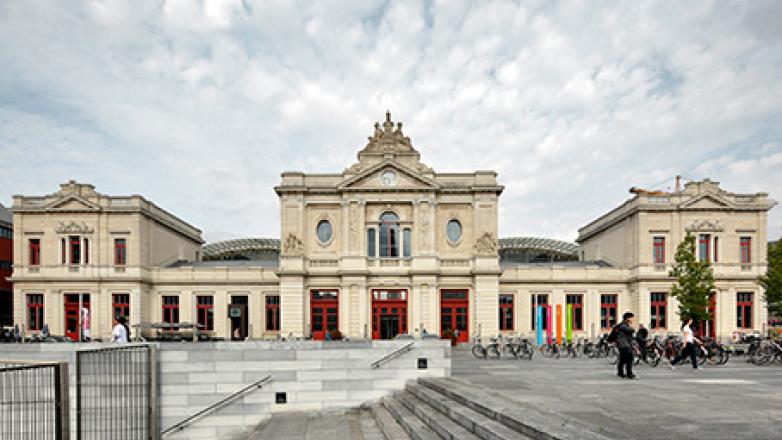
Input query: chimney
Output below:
<box><xmin>675</xmin><ymin>175</ymin><xmax>681</xmax><ymax>193</ymax></box>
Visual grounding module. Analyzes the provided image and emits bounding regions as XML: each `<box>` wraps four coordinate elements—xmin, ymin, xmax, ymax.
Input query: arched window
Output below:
<box><xmin>379</xmin><ymin>212</ymin><xmax>400</xmax><ymax>257</ymax></box>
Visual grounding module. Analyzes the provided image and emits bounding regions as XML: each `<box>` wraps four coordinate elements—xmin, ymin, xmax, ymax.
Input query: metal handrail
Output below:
<box><xmin>370</xmin><ymin>342</ymin><xmax>415</xmax><ymax>369</ymax></box>
<box><xmin>161</xmin><ymin>374</ymin><xmax>273</xmax><ymax>436</ymax></box>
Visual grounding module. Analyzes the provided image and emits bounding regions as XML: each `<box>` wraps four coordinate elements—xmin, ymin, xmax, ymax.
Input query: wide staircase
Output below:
<box><xmin>369</xmin><ymin>377</ymin><xmax>614</xmax><ymax>440</ymax></box>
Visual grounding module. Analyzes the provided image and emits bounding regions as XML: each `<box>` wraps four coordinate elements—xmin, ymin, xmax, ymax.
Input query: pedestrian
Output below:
<box><xmin>670</xmin><ymin>317</ymin><xmax>700</xmax><ymax>370</ymax></box>
<box><xmin>111</xmin><ymin>316</ymin><xmax>129</xmax><ymax>343</ymax></box>
<box><xmin>616</xmin><ymin>312</ymin><xmax>637</xmax><ymax>379</ymax></box>
<box><xmin>636</xmin><ymin>323</ymin><xmax>648</xmax><ymax>362</ymax></box>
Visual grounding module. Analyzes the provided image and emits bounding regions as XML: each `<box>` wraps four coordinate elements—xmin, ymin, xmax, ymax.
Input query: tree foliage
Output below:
<box><xmin>669</xmin><ymin>233</ymin><xmax>716</xmax><ymax>323</ymax></box>
<box><xmin>759</xmin><ymin>240</ymin><xmax>782</xmax><ymax>317</ymax></box>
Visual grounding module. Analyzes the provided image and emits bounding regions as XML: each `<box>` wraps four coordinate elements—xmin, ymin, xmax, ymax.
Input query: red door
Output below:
<box><xmin>64</xmin><ymin>294</ymin><xmax>90</xmax><ymax>342</ymax></box>
<box><xmin>440</xmin><ymin>290</ymin><xmax>469</xmax><ymax>343</ymax></box>
<box><xmin>371</xmin><ymin>289</ymin><xmax>408</xmax><ymax>340</ymax></box>
<box><xmin>698</xmin><ymin>294</ymin><xmax>717</xmax><ymax>339</ymax></box>
<box><xmin>310</xmin><ymin>290</ymin><xmax>338</xmax><ymax>340</ymax></box>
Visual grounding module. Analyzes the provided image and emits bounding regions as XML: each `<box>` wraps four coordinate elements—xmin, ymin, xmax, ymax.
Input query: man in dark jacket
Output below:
<box><xmin>616</xmin><ymin>312</ymin><xmax>637</xmax><ymax>379</ymax></box>
<box><xmin>636</xmin><ymin>323</ymin><xmax>649</xmax><ymax>362</ymax></box>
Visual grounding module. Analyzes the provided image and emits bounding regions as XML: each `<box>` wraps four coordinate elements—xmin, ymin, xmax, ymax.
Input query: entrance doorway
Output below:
<box><xmin>440</xmin><ymin>289</ymin><xmax>468</xmax><ymax>343</ymax></box>
<box><xmin>310</xmin><ymin>290</ymin><xmax>338</xmax><ymax>340</ymax></box>
<box><xmin>64</xmin><ymin>293</ymin><xmax>90</xmax><ymax>342</ymax></box>
<box><xmin>371</xmin><ymin>289</ymin><xmax>408</xmax><ymax>340</ymax></box>
<box><xmin>698</xmin><ymin>293</ymin><xmax>717</xmax><ymax>339</ymax></box>
<box><xmin>230</xmin><ymin>295</ymin><xmax>248</xmax><ymax>340</ymax></box>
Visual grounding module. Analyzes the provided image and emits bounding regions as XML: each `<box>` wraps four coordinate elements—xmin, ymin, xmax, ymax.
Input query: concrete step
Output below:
<box><xmin>395</xmin><ymin>390</ymin><xmax>481</xmax><ymax>440</ymax></box>
<box><xmin>418</xmin><ymin>377</ymin><xmax>615</xmax><ymax>440</ymax></box>
<box><xmin>370</xmin><ymin>403</ymin><xmax>411</xmax><ymax>440</ymax></box>
<box><xmin>404</xmin><ymin>382</ymin><xmax>532</xmax><ymax>440</ymax></box>
<box><xmin>381</xmin><ymin>396</ymin><xmax>441</xmax><ymax>440</ymax></box>
<box><xmin>360</xmin><ymin>408</ymin><xmax>388</xmax><ymax>440</ymax></box>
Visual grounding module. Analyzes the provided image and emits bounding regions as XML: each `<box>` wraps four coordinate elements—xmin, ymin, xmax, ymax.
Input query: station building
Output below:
<box><xmin>7</xmin><ymin>113</ymin><xmax>776</xmax><ymax>342</ymax></box>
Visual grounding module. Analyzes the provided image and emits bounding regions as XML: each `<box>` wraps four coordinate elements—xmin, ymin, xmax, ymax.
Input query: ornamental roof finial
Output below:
<box><xmin>385</xmin><ymin>110</ymin><xmax>391</xmax><ymax>123</ymax></box>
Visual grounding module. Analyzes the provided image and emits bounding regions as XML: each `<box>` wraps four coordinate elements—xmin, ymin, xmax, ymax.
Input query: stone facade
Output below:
<box><xmin>7</xmin><ymin>114</ymin><xmax>777</xmax><ymax>341</ymax></box>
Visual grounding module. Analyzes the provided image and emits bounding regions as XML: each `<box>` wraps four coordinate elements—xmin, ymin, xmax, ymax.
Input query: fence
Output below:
<box><xmin>0</xmin><ymin>360</ymin><xmax>70</xmax><ymax>440</ymax></box>
<box><xmin>76</xmin><ymin>344</ymin><xmax>157</xmax><ymax>440</ymax></box>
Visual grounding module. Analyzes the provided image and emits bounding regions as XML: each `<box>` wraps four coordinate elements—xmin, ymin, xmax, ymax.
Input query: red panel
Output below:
<box><xmin>371</xmin><ymin>289</ymin><xmax>408</xmax><ymax>340</ymax></box>
<box><xmin>310</xmin><ymin>290</ymin><xmax>338</xmax><ymax>340</ymax></box>
<box><xmin>440</xmin><ymin>289</ymin><xmax>469</xmax><ymax>343</ymax></box>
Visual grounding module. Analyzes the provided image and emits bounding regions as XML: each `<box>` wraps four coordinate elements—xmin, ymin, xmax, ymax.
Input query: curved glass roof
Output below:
<box><xmin>202</xmin><ymin>238</ymin><xmax>280</xmax><ymax>259</ymax></box>
<box><xmin>498</xmin><ymin>237</ymin><xmax>579</xmax><ymax>257</ymax></box>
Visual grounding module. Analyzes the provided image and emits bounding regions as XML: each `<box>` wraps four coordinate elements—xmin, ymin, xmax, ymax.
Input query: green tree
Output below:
<box><xmin>669</xmin><ymin>232</ymin><xmax>716</xmax><ymax>323</ymax></box>
<box><xmin>759</xmin><ymin>240</ymin><xmax>782</xmax><ymax>318</ymax></box>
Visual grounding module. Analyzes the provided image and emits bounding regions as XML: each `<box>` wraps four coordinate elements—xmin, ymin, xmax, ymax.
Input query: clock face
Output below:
<box><xmin>380</xmin><ymin>170</ymin><xmax>397</xmax><ymax>187</ymax></box>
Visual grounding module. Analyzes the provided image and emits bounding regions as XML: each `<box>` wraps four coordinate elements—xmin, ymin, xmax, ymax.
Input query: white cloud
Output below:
<box><xmin>0</xmin><ymin>0</ymin><xmax>780</xmax><ymax>243</ymax></box>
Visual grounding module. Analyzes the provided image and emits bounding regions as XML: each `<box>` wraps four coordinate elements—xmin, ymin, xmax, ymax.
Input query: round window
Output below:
<box><xmin>446</xmin><ymin>219</ymin><xmax>462</xmax><ymax>243</ymax></box>
<box><xmin>316</xmin><ymin>220</ymin><xmax>333</xmax><ymax>243</ymax></box>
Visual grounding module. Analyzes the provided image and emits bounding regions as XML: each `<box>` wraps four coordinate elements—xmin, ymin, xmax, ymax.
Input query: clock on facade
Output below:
<box><xmin>380</xmin><ymin>170</ymin><xmax>397</xmax><ymax>187</ymax></box>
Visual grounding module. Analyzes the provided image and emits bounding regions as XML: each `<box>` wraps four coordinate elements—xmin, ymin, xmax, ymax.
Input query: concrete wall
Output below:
<box><xmin>0</xmin><ymin>339</ymin><xmax>450</xmax><ymax>439</ymax></box>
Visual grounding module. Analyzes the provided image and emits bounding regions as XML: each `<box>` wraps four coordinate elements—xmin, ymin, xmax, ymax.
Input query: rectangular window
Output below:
<box><xmin>114</xmin><ymin>238</ymin><xmax>127</xmax><ymax>265</ymax></box>
<box><xmin>698</xmin><ymin>234</ymin><xmax>711</xmax><ymax>262</ymax></box>
<box><xmin>736</xmin><ymin>292</ymin><xmax>753</xmax><ymax>329</ymax></box>
<box><xmin>713</xmin><ymin>236</ymin><xmax>719</xmax><ymax>262</ymax></box>
<box><xmin>402</xmin><ymin>228</ymin><xmax>411</xmax><ymax>258</ymax></box>
<box><xmin>84</xmin><ymin>238</ymin><xmax>89</xmax><ymax>264</ymax></box>
<box><xmin>162</xmin><ymin>296</ymin><xmax>179</xmax><ymax>324</ymax></box>
<box><xmin>29</xmin><ymin>238</ymin><xmax>41</xmax><ymax>266</ymax></box>
<box><xmin>265</xmin><ymin>295</ymin><xmax>280</xmax><ymax>331</ymax></box>
<box><xmin>27</xmin><ymin>294</ymin><xmax>44</xmax><ymax>331</ymax></box>
<box><xmin>600</xmin><ymin>294</ymin><xmax>618</xmax><ymax>329</ymax></box>
<box><xmin>565</xmin><ymin>294</ymin><xmax>584</xmax><ymax>331</ymax></box>
<box><xmin>69</xmin><ymin>236</ymin><xmax>81</xmax><ymax>264</ymax></box>
<box><xmin>650</xmin><ymin>292</ymin><xmax>667</xmax><ymax>329</ymax></box>
<box><xmin>499</xmin><ymin>294</ymin><xmax>514</xmax><ymax>331</ymax></box>
<box><xmin>531</xmin><ymin>294</ymin><xmax>549</xmax><ymax>331</ymax></box>
<box><xmin>652</xmin><ymin>237</ymin><xmax>665</xmax><ymax>264</ymax></box>
<box><xmin>61</xmin><ymin>238</ymin><xmax>66</xmax><ymax>264</ymax></box>
<box><xmin>367</xmin><ymin>229</ymin><xmax>376</xmax><ymax>257</ymax></box>
<box><xmin>112</xmin><ymin>294</ymin><xmax>130</xmax><ymax>321</ymax></box>
<box><xmin>196</xmin><ymin>295</ymin><xmax>214</xmax><ymax>331</ymax></box>
<box><xmin>740</xmin><ymin>237</ymin><xmax>752</xmax><ymax>264</ymax></box>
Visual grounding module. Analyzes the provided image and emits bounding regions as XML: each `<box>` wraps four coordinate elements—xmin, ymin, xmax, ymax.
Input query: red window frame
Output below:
<box><xmin>162</xmin><ymin>296</ymin><xmax>179</xmax><ymax>324</ymax></box>
<box><xmin>114</xmin><ymin>238</ymin><xmax>127</xmax><ymax>265</ymax></box>
<box><xmin>565</xmin><ymin>294</ymin><xmax>584</xmax><ymax>331</ymax></box>
<box><xmin>112</xmin><ymin>293</ymin><xmax>130</xmax><ymax>321</ymax></box>
<box><xmin>650</xmin><ymin>292</ymin><xmax>667</xmax><ymax>329</ymax></box>
<box><xmin>196</xmin><ymin>295</ymin><xmax>214</xmax><ymax>331</ymax></box>
<box><xmin>29</xmin><ymin>238</ymin><xmax>41</xmax><ymax>266</ymax></box>
<box><xmin>736</xmin><ymin>292</ymin><xmax>753</xmax><ymax>329</ymax></box>
<box><xmin>740</xmin><ymin>237</ymin><xmax>751</xmax><ymax>264</ymax></box>
<box><xmin>27</xmin><ymin>294</ymin><xmax>44</xmax><ymax>331</ymax></box>
<box><xmin>499</xmin><ymin>294</ymin><xmax>514</xmax><ymax>331</ymax></box>
<box><xmin>531</xmin><ymin>294</ymin><xmax>549</xmax><ymax>331</ymax></box>
<box><xmin>266</xmin><ymin>295</ymin><xmax>280</xmax><ymax>331</ymax></box>
<box><xmin>69</xmin><ymin>236</ymin><xmax>81</xmax><ymax>264</ymax></box>
<box><xmin>653</xmin><ymin>237</ymin><xmax>665</xmax><ymax>264</ymax></box>
<box><xmin>698</xmin><ymin>234</ymin><xmax>711</xmax><ymax>262</ymax></box>
<box><xmin>600</xmin><ymin>294</ymin><xmax>618</xmax><ymax>330</ymax></box>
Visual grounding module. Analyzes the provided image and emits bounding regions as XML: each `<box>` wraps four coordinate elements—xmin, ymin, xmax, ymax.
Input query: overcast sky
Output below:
<box><xmin>1</xmin><ymin>0</ymin><xmax>780</xmax><ymax>243</ymax></box>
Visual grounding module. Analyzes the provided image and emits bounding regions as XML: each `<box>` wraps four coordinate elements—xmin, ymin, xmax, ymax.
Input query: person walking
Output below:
<box><xmin>111</xmin><ymin>316</ymin><xmax>129</xmax><ymax>343</ymax></box>
<box><xmin>616</xmin><ymin>312</ymin><xmax>637</xmax><ymax>379</ymax></box>
<box><xmin>670</xmin><ymin>317</ymin><xmax>700</xmax><ymax>370</ymax></box>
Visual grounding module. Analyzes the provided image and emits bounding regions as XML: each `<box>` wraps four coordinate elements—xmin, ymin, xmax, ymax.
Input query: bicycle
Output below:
<box><xmin>471</xmin><ymin>335</ymin><xmax>501</xmax><ymax>359</ymax></box>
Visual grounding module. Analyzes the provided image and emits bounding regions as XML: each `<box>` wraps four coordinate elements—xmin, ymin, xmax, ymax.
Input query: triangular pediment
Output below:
<box><xmin>45</xmin><ymin>194</ymin><xmax>101</xmax><ymax>212</ymax></box>
<box><xmin>678</xmin><ymin>193</ymin><xmax>731</xmax><ymax>209</ymax></box>
<box><xmin>338</xmin><ymin>161</ymin><xmax>439</xmax><ymax>192</ymax></box>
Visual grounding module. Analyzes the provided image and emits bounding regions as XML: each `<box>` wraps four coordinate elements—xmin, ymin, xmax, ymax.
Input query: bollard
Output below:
<box><xmin>556</xmin><ymin>304</ymin><xmax>562</xmax><ymax>345</ymax></box>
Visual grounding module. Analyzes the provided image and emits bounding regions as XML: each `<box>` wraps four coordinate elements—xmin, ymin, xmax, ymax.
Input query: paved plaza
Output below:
<box><xmin>452</xmin><ymin>346</ymin><xmax>782</xmax><ymax>440</ymax></box>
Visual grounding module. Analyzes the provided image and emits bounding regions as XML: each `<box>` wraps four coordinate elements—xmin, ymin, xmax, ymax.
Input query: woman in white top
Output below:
<box><xmin>111</xmin><ymin>315</ymin><xmax>129</xmax><ymax>343</ymax></box>
<box><xmin>670</xmin><ymin>317</ymin><xmax>700</xmax><ymax>369</ymax></box>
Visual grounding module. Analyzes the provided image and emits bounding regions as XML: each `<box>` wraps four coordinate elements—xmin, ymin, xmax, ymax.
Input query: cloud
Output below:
<box><xmin>0</xmin><ymin>0</ymin><xmax>780</xmax><ymax>243</ymax></box>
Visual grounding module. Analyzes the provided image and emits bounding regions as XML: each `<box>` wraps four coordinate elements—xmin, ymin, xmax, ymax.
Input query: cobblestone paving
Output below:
<box><xmin>452</xmin><ymin>347</ymin><xmax>782</xmax><ymax>440</ymax></box>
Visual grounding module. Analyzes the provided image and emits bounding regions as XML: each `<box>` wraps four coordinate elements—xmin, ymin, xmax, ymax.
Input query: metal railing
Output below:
<box><xmin>161</xmin><ymin>375</ymin><xmax>273</xmax><ymax>437</ymax></box>
<box><xmin>76</xmin><ymin>344</ymin><xmax>157</xmax><ymax>440</ymax></box>
<box><xmin>0</xmin><ymin>360</ymin><xmax>70</xmax><ymax>440</ymax></box>
<box><xmin>371</xmin><ymin>342</ymin><xmax>415</xmax><ymax>369</ymax></box>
